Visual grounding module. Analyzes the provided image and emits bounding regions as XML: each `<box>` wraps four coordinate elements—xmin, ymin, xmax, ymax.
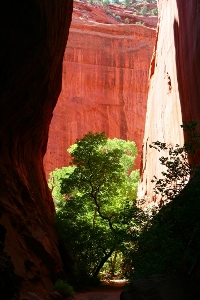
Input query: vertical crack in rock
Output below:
<box><xmin>119</xmin><ymin>65</ymin><xmax>128</xmax><ymax>140</ymax></box>
<box><xmin>149</xmin><ymin>24</ymin><xmax>159</xmax><ymax>80</ymax></box>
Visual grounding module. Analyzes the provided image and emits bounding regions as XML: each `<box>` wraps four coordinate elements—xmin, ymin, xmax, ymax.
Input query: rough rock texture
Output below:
<box><xmin>0</xmin><ymin>213</ymin><xmax>19</xmax><ymax>300</ymax></box>
<box><xmin>0</xmin><ymin>0</ymin><xmax>73</xmax><ymax>297</ymax></box>
<box><xmin>138</xmin><ymin>0</ymin><xmax>200</xmax><ymax>203</ymax></box>
<box><xmin>44</xmin><ymin>18</ymin><xmax>156</xmax><ymax>176</ymax></box>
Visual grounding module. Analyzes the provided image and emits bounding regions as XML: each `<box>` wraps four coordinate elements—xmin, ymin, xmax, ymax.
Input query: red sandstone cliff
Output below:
<box><xmin>44</xmin><ymin>6</ymin><xmax>156</xmax><ymax>176</ymax></box>
<box><xmin>139</xmin><ymin>0</ymin><xmax>200</xmax><ymax>202</ymax></box>
<box><xmin>72</xmin><ymin>1</ymin><xmax>158</xmax><ymax>28</ymax></box>
<box><xmin>0</xmin><ymin>1</ymin><xmax>73</xmax><ymax>297</ymax></box>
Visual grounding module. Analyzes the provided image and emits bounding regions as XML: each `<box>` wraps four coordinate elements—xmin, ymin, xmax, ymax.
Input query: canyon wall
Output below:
<box><xmin>44</xmin><ymin>19</ymin><xmax>156</xmax><ymax>176</ymax></box>
<box><xmin>139</xmin><ymin>0</ymin><xmax>200</xmax><ymax>202</ymax></box>
<box><xmin>0</xmin><ymin>1</ymin><xmax>73</xmax><ymax>297</ymax></box>
<box><xmin>72</xmin><ymin>1</ymin><xmax>158</xmax><ymax>28</ymax></box>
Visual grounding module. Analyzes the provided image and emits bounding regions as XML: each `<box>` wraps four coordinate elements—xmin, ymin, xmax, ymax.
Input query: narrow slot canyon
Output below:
<box><xmin>0</xmin><ymin>1</ymin><xmax>200</xmax><ymax>299</ymax></box>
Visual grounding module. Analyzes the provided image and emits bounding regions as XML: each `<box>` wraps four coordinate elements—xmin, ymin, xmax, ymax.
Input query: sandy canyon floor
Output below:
<box><xmin>73</xmin><ymin>280</ymin><xmax>127</xmax><ymax>300</ymax></box>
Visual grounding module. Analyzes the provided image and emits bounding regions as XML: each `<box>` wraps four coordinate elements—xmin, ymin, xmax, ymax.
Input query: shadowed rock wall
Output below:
<box><xmin>0</xmin><ymin>0</ymin><xmax>73</xmax><ymax>296</ymax></box>
<box><xmin>139</xmin><ymin>0</ymin><xmax>200</xmax><ymax>202</ymax></box>
<box><xmin>44</xmin><ymin>20</ymin><xmax>156</xmax><ymax>176</ymax></box>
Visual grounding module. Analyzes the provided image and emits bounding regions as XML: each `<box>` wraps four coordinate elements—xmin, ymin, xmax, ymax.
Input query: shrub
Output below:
<box><xmin>150</xmin><ymin>141</ymin><xmax>191</xmax><ymax>202</ymax></box>
<box><xmin>135</xmin><ymin>21</ymin><xmax>144</xmax><ymax>25</ymax></box>
<box><xmin>54</xmin><ymin>280</ymin><xmax>75</xmax><ymax>297</ymax></box>
<box><xmin>115</xmin><ymin>15</ymin><xmax>122</xmax><ymax>21</ymax></box>
<box><xmin>140</xmin><ymin>5</ymin><xmax>148</xmax><ymax>15</ymax></box>
<box><xmin>125</xmin><ymin>18</ymin><xmax>130</xmax><ymax>23</ymax></box>
<box><xmin>150</xmin><ymin>121</ymin><xmax>200</xmax><ymax>203</ymax></box>
<box><xmin>151</xmin><ymin>7</ymin><xmax>158</xmax><ymax>15</ymax></box>
<box><xmin>106</xmin><ymin>10</ymin><xmax>112</xmax><ymax>15</ymax></box>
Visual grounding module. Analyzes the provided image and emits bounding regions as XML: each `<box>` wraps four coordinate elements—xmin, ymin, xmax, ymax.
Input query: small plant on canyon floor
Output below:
<box><xmin>54</xmin><ymin>280</ymin><xmax>75</xmax><ymax>297</ymax></box>
<box><xmin>150</xmin><ymin>121</ymin><xmax>200</xmax><ymax>204</ymax></box>
<box><xmin>125</xmin><ymin>18</ymin><xmax>130</xmax><ymax>23</ymax></box>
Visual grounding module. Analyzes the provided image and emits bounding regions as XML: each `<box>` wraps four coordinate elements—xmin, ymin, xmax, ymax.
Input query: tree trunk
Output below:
<box><xmin>92</xmin><ymin>247</ymin><xmax>115</xmax><ymax>278</ymax></box>
<box><xmin>110</xmin><ymin>251</ymin><xmax>118</xmax><ymax>277</ymax></box>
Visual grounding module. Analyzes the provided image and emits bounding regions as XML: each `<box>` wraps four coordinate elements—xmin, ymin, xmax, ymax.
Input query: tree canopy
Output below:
<box><xmin>49</xmin><ymin>132</ymin><xmax>143</xmax><ymax>281</ymax></box>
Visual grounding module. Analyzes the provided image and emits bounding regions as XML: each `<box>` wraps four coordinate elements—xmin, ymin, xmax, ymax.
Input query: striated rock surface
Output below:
<box><xmin>139</xmin><ymin>0</ymin><xmax>200</xmax><ymax>203</ymax></box>
<box><xmin>44</xmin><ymin>16</ymin><xmax>156</xmax><ymax>176</ymax></box>
<box><xmin>0</xmin><ymin>0</ymin><xmax>73</xmax><ymax>297</ymax></box>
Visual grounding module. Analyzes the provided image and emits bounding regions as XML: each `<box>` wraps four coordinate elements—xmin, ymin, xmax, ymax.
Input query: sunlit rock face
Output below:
<box><xmin>138</xmin><ymin>0</ymin><xmax>200</xmax><ymax>203</ymax></box>
<box><xmin>44</xmin><ymin>19</ymin><xmax>156</xmax><ymax>176</ymax></box>
<box><xmin>71</xmin><ymin>1</ymin><xmax>158</xmax><ymax>28</ymax></box>
<box><xmin>0</xmin><ymin>0</ymin><xmax>72</xmax><ymax>297</ymax></box>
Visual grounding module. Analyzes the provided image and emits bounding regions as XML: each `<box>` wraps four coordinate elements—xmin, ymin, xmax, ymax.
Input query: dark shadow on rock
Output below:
<box><xmin>0</xmin><ymin>211</ymin><xmax>19</xmax><ymax>300</ymax></box>
<box><xmin>120</xmin><ymin>274</ymin><xmax>188</xmax><ymax>300</ymax></box>
<box><xmin>173</xmin><ymin>0</ymin><xmax>200</xmax><ymax>165</ymax></box>
<box><xmin>173</xmin><ymin>1</ymin><xmax>200</xmax><ymax>297</ymax></box>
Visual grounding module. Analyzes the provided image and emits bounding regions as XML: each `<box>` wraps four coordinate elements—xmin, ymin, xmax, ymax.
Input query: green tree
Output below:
<box><xmin>49</xmin><ymin>132</ymin><xmax>141</xmax><ymax>281</ymax></box>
